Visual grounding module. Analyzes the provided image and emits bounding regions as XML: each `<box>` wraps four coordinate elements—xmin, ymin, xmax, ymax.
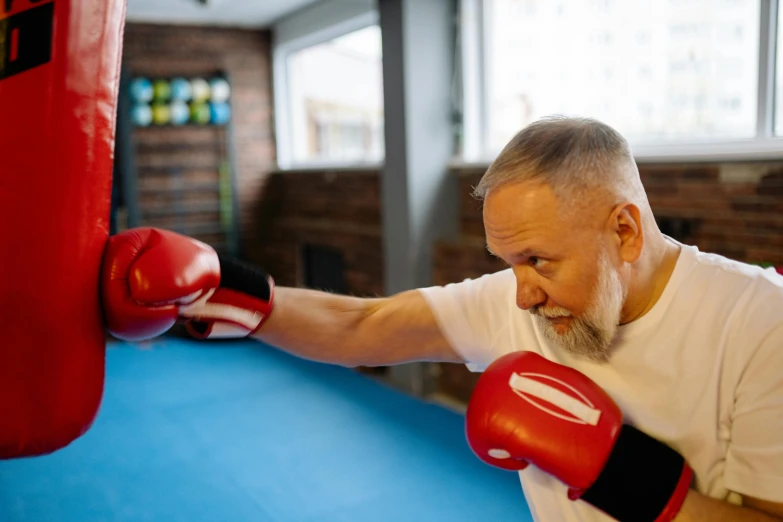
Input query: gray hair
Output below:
<box><xmin>472</xmin><ymin>116</ymin><xmax>645</xmax><ymax>208</ymax></box>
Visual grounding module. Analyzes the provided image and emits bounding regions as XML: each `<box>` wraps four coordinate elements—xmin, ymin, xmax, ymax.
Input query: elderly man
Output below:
<box><xmin>102</xmin><ymin>116</ymin><xmax>783</xmax><ymax>521</ymax></box>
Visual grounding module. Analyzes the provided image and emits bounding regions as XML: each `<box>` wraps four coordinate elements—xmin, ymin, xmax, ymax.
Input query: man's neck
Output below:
<box><xmin>621</xmin><ymin>235</ymin><xmax>681</xmax><ymax>324</ymax></box>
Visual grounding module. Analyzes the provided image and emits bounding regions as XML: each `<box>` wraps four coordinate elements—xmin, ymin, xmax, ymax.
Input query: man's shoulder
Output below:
<box><xmin>681</xmin><ymin>245</ymin><xmax>783</xmax><ymax>298</ymax></box>
<box><xmin>675</xmin><ymin>245</ymin><xmax>783</xmax><ymax>342</ymax></box>
<box><xmin>417</xmin><ymin>268</ymin><xmax>518</xmax><ymax>324</ymax></box>
<box><xmin>421</xmin><ymin>268</ymin><xmax>515</xmax><ymax>297</ymax></box>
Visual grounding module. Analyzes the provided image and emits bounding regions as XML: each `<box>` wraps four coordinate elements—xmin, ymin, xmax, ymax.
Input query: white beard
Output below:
<box><xmin>531</xmin><ymin>251</ymin><xmax>626</xmax><ymax>362</ymax></box>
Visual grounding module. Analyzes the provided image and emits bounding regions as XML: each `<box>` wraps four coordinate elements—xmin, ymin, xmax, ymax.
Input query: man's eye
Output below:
<box><xmin>530</xmin><ymin>257</ymin><xmax>547</xmax><ymax>268</ymax></box>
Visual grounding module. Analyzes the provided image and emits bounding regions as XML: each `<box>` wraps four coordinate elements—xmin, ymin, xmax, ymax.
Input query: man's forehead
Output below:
<box><xmin>483</xmin><ymin>181</ymin><xmax>562</xmax><ymax>224</ymax></box>
<box><xmin>482</xmin><ymin>181</ymin><xmax>603</xmax><ymax>254</ymax></box>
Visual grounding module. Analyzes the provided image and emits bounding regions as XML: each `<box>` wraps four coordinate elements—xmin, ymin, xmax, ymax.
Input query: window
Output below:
<box><xmin>463</xmin><ymin>0</ymin><xmax>783</xmax><ymax>161</ymax></box>
<box><xmin>279</xmin><ymin>25</ymin><xmax>384</xmax><ymax>167</ymax></box>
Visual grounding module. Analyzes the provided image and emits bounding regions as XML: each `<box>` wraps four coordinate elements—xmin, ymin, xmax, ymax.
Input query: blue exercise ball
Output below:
<box><xmin>170</xmin><ymin>78</ymin><xmax>192</xmax><ymax>102</ymax></box>
<box><xmin>129</xmin><ymin>78</ymin><xmax>153</xmax><ymax>103</ymax></box>
<box><xmin>210</xmin><ymin>102</ymin><xmax>231</xmax><ymax>125</ymax></box>
<box><xmin>131</xmin><ymin>103</ymin><xmax>153</xmax><ymax>126</ymax></box>
<box><xmin>170</xmin><ymin>101</ymin><xmax>190</xmax><ymax>126</ymax></box>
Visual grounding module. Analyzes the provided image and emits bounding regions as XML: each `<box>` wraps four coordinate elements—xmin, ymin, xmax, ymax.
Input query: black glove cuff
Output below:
<box><xmin>217</xmin><ymin>255</ymin><xmax>273</xmax><ymax>302</ymax></box>
<box><xmin>580</xmin><ymin>425</ymin><xmax>691</xmax><ymax>522</ymax></box>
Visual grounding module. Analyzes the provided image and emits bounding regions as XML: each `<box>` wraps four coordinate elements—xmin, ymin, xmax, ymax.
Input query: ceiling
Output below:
<box><xmin>125</xmin><ymin>0</ymin><xmax>324</xmax><ymax>28</ymax></box>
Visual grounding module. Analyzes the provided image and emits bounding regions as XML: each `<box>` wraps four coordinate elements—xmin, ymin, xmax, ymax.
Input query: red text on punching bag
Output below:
<box><xmin>2</xmin><ymin>1</ymin><xmax>50</xmax><ymax>18</ymax></box>
<box><xmin>0</xmin><ymin>1</ymin><xmax>54</xmax><ymax>81</ymax></box>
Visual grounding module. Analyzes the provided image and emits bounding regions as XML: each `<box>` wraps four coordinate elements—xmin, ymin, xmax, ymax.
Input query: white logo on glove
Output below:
<box><xmin>508</xmin><ymin>372</ymin><xmax>602</xmax><ymax>426</ymax></box>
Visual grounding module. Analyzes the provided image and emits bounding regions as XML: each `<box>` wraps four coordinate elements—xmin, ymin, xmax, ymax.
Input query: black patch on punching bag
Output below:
<box><xmin>0</xmin><ymin>2</ymin><xmax>55</xmax><ymax>81</ymax></box>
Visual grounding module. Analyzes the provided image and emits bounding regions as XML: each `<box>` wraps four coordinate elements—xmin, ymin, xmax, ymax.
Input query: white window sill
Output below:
<box><xmin>451</xmin><ymin>138</ymin><xmax>783</xmax><ymax>168</ymax></box>
<box><xmin>275</xmin><ymin>161</ymin><xmax>384</xmax><ymax>173</ymax></box>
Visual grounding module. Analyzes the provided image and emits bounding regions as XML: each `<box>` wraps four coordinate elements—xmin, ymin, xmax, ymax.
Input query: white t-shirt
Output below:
<box><xmin>419</xmin><ymin>241</ymin><xmax>783</xmax><ymax>521</ymax></box>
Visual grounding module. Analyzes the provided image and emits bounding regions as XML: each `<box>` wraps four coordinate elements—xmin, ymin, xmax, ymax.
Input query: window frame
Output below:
<box><xmin>272</xmin><ymin>10</ymin><xmax>382</xmax><ymax>170</ymax></box>
<box><xmin>459</xmin><ymin>0</ymin><xmax>783</xmax><ymax>164</ymax></box>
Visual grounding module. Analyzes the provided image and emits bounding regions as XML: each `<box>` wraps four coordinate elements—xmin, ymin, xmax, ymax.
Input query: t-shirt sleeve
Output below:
<box><xmin>417</xmin><ymin>269</ymin><xmax>515</xmax><ymax>372</ymax></box>
<box><xmin>724</xmin><ymin>322</ymin><xmax>783</xmax><ymax>503</ymax></box>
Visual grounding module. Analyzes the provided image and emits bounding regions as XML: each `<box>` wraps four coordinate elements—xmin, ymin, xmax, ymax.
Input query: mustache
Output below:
<box><xmin>529</xmin><ymin>305</ymin><xmax>572</xmax><ymax>319</ymax></box>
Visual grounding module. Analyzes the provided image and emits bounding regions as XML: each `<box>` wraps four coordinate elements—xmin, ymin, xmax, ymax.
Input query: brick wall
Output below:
<box><xmin>121</xmin><ymin>23</ymin><xmax>275</xmax><ymax>253</ymax></box>
<box><xmin>250</xmin><ymin>169</ymin><xmax>384</xmax><ymax>298</ymax></box>
<box><xmin>642</xmin><ymin>164</ymin><xmax>783</xmax><ymax>265</ymax></box>
<box><xmin>442</xmin><ymin>163</ymin><xmax>783</xmax><ymax>279</ymax></box>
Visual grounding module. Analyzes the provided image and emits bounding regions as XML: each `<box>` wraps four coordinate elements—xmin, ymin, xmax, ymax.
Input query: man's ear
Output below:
<box><xmin>608</xmin><ymin>202</ymin><xmax>643</xmax><ymax>264</ymax></box>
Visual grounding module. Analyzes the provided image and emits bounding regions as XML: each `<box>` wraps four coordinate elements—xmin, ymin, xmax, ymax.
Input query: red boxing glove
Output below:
<box><xmin>101</xmin><ymin>227</ymin><xmax>273</xmax><ymax>341</ymax></box>
<box><xmin>466</xmin><ymin>351</ymin><xmax>692</xmax><ymax>522</ymax></box>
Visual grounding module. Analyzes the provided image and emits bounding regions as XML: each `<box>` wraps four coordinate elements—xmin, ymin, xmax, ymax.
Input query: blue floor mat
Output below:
<box><xmin>0</xmin><ymin>338</ymin><xmax>532</xmax><ymax>521</ymax></box>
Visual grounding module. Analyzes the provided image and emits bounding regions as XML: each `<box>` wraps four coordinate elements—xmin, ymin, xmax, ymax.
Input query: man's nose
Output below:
<box><xmin>515</xmin><ymin>271</ymin><xmax>547</xmax><ymax>311</ymax></box>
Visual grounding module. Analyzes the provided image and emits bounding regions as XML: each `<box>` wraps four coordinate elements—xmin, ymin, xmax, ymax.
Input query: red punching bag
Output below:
<box><xmin>0</xmin><ymin>0</ymin><xmax>126</xmax><ymax>458</ymax></box>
